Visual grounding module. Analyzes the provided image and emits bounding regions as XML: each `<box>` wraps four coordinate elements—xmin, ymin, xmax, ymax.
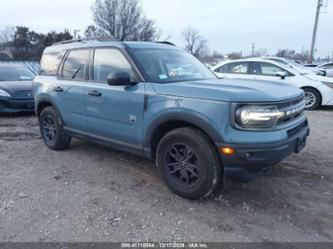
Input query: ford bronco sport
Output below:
<box><xmin>34</xmin><ymin>40</ymin><xmax>309</xmax><ymax>199</ymax></box>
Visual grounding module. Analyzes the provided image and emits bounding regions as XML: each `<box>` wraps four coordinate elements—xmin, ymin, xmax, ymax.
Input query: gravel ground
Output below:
<box><xmin>0</xmin><ymin>109</ymin><xmax>332</xmax><ymax>242</ymax></box>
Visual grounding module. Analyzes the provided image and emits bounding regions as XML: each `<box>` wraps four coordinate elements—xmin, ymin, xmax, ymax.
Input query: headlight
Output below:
<box><xmin>322</xmin><ymin>81</ymin><xmax>333</xmax><ymax>89</ymax></box>
<box><xmin>235</xmin><ymin>105</ymin><xmax>285</xmax><ymax>129</ymax></box>
<box><xmin>0</xmin><ymin>89</ymin><xmax>11</xmax><ymax>97</ymax></box>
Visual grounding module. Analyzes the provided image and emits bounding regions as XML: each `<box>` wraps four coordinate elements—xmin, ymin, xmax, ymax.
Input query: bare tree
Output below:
<box><xmin>182</xmin><ymin>27</ymin><xmax>208</xmax><ymax>58</ymax></box>
<box><xmin>91</xmin><ymin>0</ymin><xmax>157</xmax><ymax>41</ymax></box>
<box><xmin>153</xmin><ymin>29</ymin><xmax>172</xmax><ymax>42</ymax></box>
<box><xmin>0</xmin><ymin>26</ymin><xmax>15</xmax><ymax>44</ymax></box>
<box><xmin>84</xmin><ymin>25</ymin><xmax>108</xmax><ymax>38</ymax></box>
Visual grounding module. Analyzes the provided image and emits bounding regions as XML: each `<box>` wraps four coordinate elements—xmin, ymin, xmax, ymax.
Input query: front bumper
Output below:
<box><xmin>0</xmin><ymin>98</ymin><xmax>35</xmax><ymax>113</ymax></box>
<box><xmin>216</xmin><ymin>120</ymin><xmax>310</xmax><ymax>181</ymax></box>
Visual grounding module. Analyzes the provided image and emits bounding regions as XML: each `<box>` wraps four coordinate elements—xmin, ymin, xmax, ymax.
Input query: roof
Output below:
<box><xmin>44</xmin><ymin>40</ymin><xmax>178</xmax><ymax>54</ymax></box>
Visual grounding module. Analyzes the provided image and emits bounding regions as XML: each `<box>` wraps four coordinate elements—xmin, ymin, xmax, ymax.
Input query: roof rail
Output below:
<box><xmin>156</xmin><ymin>41</ymin><xmax>176</xmax><ymax>46</ymax></box>
<box><xmin>52</xmin><ymin>36</ymin><xmax>119</xmax><ymax>46</ymax></box>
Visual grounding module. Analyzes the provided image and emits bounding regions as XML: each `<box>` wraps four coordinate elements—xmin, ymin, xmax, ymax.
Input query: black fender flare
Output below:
<box><xmin>144</xmin><ymin>112</ymin><xmax>223</xmax><ymax>147</ymax></box>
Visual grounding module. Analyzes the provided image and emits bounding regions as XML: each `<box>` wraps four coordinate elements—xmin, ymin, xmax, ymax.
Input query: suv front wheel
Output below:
<box><xmin>156</xmin><ymin>127</ymin><xmax>222</xmax><ymax>199</ymax></box>
<box><xmin>39</xmin><ymin>106</ymin><xmax>72</xmax><ymax>150</ymax></box>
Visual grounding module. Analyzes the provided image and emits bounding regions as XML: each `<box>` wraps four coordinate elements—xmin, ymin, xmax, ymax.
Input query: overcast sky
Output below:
<box><xmin>0</xmin><ymin>0</ymin><xmax>332</xmax><ymax>57</ymax></box>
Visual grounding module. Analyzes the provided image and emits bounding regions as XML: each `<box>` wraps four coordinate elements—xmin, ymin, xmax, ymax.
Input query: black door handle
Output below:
<box><xmin>53</xmin><ymin>86</ymin><xmax>64</xmax><ymax>92</ymax></box>
<box><xmin>88</xmin><ymin>90</ymin><xmax>102</xmax><ymax>97</ymax></box>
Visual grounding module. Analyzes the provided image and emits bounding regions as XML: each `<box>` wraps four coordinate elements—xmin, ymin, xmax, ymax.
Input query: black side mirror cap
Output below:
<box><xmin>107</xmin><ymin>72</ymin><xmax>133</xmax><ymax>86</ymax></box>
<box><xmin>276</xmin><ymin>71</ymin><xmax>287</xmax><ymax>80</ymax></box>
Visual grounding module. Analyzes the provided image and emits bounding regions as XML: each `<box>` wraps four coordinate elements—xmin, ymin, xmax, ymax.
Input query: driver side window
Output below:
<box><xmin>251</xmin><ymin>62</ymin><xmax>291</xmax><ymax>76</ymax></box>
<box><xmin>93</xmin><ymin>48</ymin><xmax>137</xmax><ymax>82</ymax></box>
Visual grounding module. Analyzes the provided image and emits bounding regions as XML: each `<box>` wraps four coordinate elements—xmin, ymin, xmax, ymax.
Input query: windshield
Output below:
<box><xmin>284</xmin><ymin>58</ymin><xmax>301</xmax><ymax>67</ymax></box>
<box><xmin>133</xmin><ymin>49</ymin><xmax>216</xmax><ymax>83</ymax></box>
<box><xmin>0</xmin><ymin>67</ymin><xmax>35</xmax><ymax>81</ymax></box>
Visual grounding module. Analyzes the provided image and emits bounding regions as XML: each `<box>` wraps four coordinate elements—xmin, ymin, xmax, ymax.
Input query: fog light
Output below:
<box><xmin>221</xmin><ymin>147</ymin><xmax>235</xmax><ymax>156</ymax></box>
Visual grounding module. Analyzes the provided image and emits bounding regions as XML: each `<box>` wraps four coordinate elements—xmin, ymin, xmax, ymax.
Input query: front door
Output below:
<box><xmin>85</xmin><ymin>48</ymin><xmax>145</xmax><ymax>147</ymax></box>
<box><xmin>249</xmin><ymin>62</ymin><xmax>292</xmax><ymax>84</ymax></box>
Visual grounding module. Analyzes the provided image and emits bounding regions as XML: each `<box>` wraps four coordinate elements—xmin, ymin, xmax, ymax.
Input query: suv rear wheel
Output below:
<box><xmin>156</xmin><ymin>127</ymin><xmax>222</xmax><ymax>199</ymax></box>
<box><xmin>39</xmin><ymin>107</ymin><xmax>71</xmax><ymax>150</ymax></box>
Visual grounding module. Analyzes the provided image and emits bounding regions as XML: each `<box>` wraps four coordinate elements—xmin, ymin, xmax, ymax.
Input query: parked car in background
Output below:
<box><xmin>263</xmin><ymin>57</ymin><xmax>325</xmax><ymax>76</ymax></box>
<box><xmin>34</xmin><ymin>40</ymin><xmax>309</xmax><ymax>199</ymax></box>
<box><xmin>0</xmin><ymin>63</ymin><xmax>35</xmax><ymax>113</ymax></box>
<box><xmin>304</xmin><ymin>64</ymin><xmax>318</xmax><ymax>68</ymax></box>
<box><xmin>211</xmin><ymin>58</ymin><xmax>333</xmax><ymax>110</ymax></box>
<box><xmin>317</xmin><ymin>62</ymin><xmax>333</xmax><ymax>78</ymax></box>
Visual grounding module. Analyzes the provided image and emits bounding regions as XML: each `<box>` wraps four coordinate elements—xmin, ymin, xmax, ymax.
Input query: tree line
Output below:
<box><xmin>0</xmin><ymin>0</ymin><xmax>314</xmax><ymax>62</ymax></box>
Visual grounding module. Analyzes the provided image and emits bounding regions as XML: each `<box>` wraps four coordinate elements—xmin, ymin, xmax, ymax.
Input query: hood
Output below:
<box><xmin>0</xmin><ymin>81</ymin><xmax>33</xmax><ymax>94</ymax></box>
<box><xmin>152</xmin><ymin>79</ymin><xmax>303</xmax><ymax>103</ymax></box>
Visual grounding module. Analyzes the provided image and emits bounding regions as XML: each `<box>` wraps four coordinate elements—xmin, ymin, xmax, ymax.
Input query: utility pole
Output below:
<box><xmin>73</xmin><ymin>29</ymin><xmax>80</xmax><ymax>40</ymax></box>
<box><xmin>309</xmin><ymin>0</ymin><xmax>324</xmax><ymax>63</ymax></box>
<box><xmin>251</xmin><ymin>43</ymin><xmax>255</xmax><ymax>57</ymax></box>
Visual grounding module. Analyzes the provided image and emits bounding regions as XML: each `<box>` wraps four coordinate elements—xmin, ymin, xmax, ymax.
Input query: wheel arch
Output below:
<box><xmin>144</xmin><ymin>113</ymin><xmax>223</xmax><ymax>160</ymax></box>
<box><xmin>36</xmin><ymin>97</ymin><xmax>64</xmax><ymax>122</ymax></box>
<box><xmin>301</xmin><ymin>86</ymin><xmax>323</xmax><ymax>105</ymax></box>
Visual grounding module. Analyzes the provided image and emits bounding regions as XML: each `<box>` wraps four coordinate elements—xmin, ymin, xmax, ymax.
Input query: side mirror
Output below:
<box><xmin>317</xmin><ymin>69</ymin><xmax>326</xmax><ymax>76</ymax></box>
<box><xmin>276</xmin><ymin>71</ymin><xmax>287</xmax><ymax>80</ymax></box>
<box><xmin>107</xmin><ymin>72</ymin><xmax>133</xmax><ymax>86</ymax></box>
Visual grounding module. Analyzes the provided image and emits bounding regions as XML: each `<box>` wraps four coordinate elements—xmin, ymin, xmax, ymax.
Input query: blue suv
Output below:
<box><xmin>34</xmin><ymin>40</ymin><xmax>309</xmax><ymax>199</ymax></box>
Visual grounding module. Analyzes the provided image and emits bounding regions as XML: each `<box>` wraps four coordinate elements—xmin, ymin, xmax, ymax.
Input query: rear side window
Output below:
<box><xmin>215</xmin><ymin>64</ymin><xmax>228</xmax><ymax>73</ymax></box>
<box><xmin>62</xmin><ymin>49</ymin><xmax>90</xmax><ymax>80</ymax></box>
<box><xmin>93</xmin><ymin>48</ymin><xmax>137</xmax><ymax>82</ymax></box>
<box><xmin>40</xmin><ymin>52</ymin><xmax>64</xmax><ymax>76</ymax></box>
<box><xmin>228</xmin><ymin>62</ymin><xmax>249</xmax><ymax>74</ymax></box>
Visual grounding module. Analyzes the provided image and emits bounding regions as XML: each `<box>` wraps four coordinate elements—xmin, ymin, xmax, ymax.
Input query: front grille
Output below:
<box><xmin>277</xmin><ymin>96</ymin><xmax>305</xmax><ymax>125</ymax></box>
<box><xmin>3</xmin><ymin>100</ymin><xmax>35</xmax><ymax>110</ymax></box>
<box><xmin>12</xmin><ymin>91</ymin><xmax>33</xmax><ymax>100</ymax></box>
<box><xmin>287</xmin><ymin>120</ymin><xmax>308</xmax><ymax>138</ymax></box>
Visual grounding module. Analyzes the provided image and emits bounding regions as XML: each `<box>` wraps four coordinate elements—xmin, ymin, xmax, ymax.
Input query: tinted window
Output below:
<box><xmin>322</xmin><ymin>64</ymin><xmax>333</xmax><ymax>70</ymax></box>
<box><xmin>251</xmin><ymin>62</ymin><xmax>290</xmax><ymax>76</ymax></box>
<box><xmin>215</xmin><ymin>64</ymin><xmax>228</xmax><ymax>73</ymax></box>
<box><xmin>93</xmin><ymin>48</ymin><xmax>136</xmax><ymax>82</ymax></box>
<box><xmin>269</xmin><ymin>58</ymin><xmax>288</xmax><ymax>65</ymax></box>
<box><xmin>40</xmin><ymin>52</ymin><xmax>64</xmax><ymax>76</ymax></box>
<box><xmin>0</xmin><ymin>67</ymin><xmax>35</xmax><ymax>81</ymax></box>
<box><xmin>62</xmin><ymin>49</ymin><xmax>89</xmax><ymax>80</ymax></box>
<box><xmin>133</xmin><ymin>49</ymin><xmax>215</xmax><ymax>83</ymax></box>
<box><xmin>228</xmin><ymin>62</ymin><xmax>249</xmax><ymax>74</ymax></box>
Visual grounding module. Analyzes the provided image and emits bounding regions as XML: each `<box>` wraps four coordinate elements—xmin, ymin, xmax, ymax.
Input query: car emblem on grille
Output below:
<box><xmin>285</xmin><ymin>103</ymin><xmax>305</xmax><ymax>116</ymax></box>
<box><xmin>28</xmin><ymin>92</ymin><xmax>33</xmax><ymax>98</ymax></box>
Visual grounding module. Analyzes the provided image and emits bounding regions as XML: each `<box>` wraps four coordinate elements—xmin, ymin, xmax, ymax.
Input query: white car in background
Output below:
<box><xmin>263</xmin><ymin>57</ymin><xmax>326</xmax><ymax>76</ymax></box>
<box><xmin>211</xmin><ymin>58</ymin><xmax>333</xmax><ymax>110</ymax></box>
<box><xmin>317</xmin><ymin>62</ymin><xmax>333</xmax><ymax>78</ymax></box>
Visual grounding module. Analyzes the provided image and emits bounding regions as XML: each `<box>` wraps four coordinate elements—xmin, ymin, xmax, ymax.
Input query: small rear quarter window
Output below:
<box><xmin>40</xmin><ymin>52</ymin><xmax>64</xmax><ymax>76</ymax></box>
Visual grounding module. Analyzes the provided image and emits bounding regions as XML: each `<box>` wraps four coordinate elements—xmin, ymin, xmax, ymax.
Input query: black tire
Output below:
<box><xmin>303</xmin><ymin>87</ymin><xmax>321</xmax><ymax>110</ymax></box>
<box><xmin>156</xmin><ymin>127</ymin><xmax>222</xmax><ymax>199</ymax></box>
<box><xmin>39</xmin><ymin>106</ymin><xmax>71</xmax><ymax>150</ymax></box>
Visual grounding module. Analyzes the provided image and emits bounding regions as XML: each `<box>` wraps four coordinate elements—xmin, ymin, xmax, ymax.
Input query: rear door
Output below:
<box><xmin>214</xmin><ymin>62</ymin><xmax>251</xmax><ymax>80</ymax></box>
<box><xmin>85</xmin><ymin>47</ymin><xmax>145</xmax><ymax>147</ymax></box>
<box><xmin>54</xmin><ymin>49</ymin><xmax>90</xmax><ymax>132</ymax></box>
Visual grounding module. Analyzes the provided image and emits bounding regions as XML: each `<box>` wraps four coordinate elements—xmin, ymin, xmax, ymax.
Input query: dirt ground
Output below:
<box><xmin>0</xmin><ymin>109</ymin><xmax>332</xmax><ymax>242</ymax></box>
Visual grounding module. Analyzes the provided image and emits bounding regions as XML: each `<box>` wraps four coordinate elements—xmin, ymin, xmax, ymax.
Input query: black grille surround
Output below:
<box><xmin>12</xmin><ymin>90</ymin><xmax>33</xmax><ymax>100</ymax></box>
<box><xmin>277</xmin><ymin>96</ymin><xmax>306</xmax><ymax>125</ymax></box>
